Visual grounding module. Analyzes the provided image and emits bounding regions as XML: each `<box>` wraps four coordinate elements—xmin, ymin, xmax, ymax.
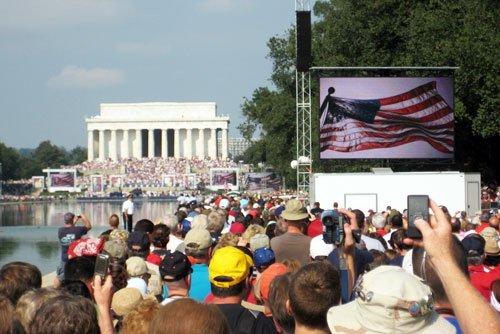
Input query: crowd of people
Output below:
<box><xmin>69</xmin><ymin>157</ymin><xmax>240</xmax><ymax>190</ymax></box>
<box><xmin>0</xmin><ymin>192</ymin><xmax>499</xmax><ymax>333</ymax></box>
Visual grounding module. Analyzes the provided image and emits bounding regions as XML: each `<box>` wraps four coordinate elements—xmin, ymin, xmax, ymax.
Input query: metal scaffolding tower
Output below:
<box><xmin>295</xmin><ymin>0</ymin><xmax>312</xmax><ymax>194</ymax></box>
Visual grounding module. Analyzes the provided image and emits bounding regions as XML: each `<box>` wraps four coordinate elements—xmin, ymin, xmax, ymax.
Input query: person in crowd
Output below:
<box><xmin>208</xmin><ymin>246</ymin><xmax>276</xmax><ymax>333</ymax></box>
<box><xmin>60</xmin><ymin>279</ymin><xmax>92</xmax><ymax>299</ymax></box>
<box><xmin>163</xmin><ymin>214</ymin><xmax>184</xmax><ymax>252</ymax></box>
<box><xmin>250</xmin><ymin>233</ymin><xmax>270</xmax><ymax>253</ymax></box>
<box><xmin>57</xmin><ymin>212</ymin><xmax>92</xmax><ymax>282</ymax></box>
<box><xmin>461</xmin><ymin>233</ymin><xmax>500</xmax><ymax>300</ymax></box>
<box><xmin>371</xmin><ymin>212</ymin><xmax>387</xmax><ymax>237</ymax></box>
<box><xmin>102</xmin><ymin>214</ymin><xmax>121</xmax><ymax>236</ymax></box>
<box><xmin>159</xmin><ymin>250</ymin><xmax>192</xmax><ymax>305</ymax></box>
<box><xmin>288</xmin><ymin>261</ymin><xmax>341</xmax><ymax>334</ymax></box>
<box><xmin>270</xmin><ymin>199</ymin><xmax>311</xmax><ymax>266</ymax></box>
<box><xmin>63</xmin><ymin>256</ymin><xmax>95</xmax><ymax>295</ymax></box>
<box><xmin>184</xmin><ymin>228</ymin><xmax>212</xmax><ymax>301</ymax></box>
<box><xmin>0</xmin><ymin>295</ymin><xmax>13</xmax><ymax>334</ymax></box>
<box><xmin>476</xmin><ymin>212</ymin><xmax>492</xmax><ymax>233</ymax></box>
<box><xmin>382</xmin><ymin>209</ymin><xmax>403</xmax><ymax>247</ymax></box>
<box><xmin>352</xmin><ymin>209</ymin><xmax>385</xmax><ymax>251</ymax></box>
<box><xmin>306</xmin><ymin>207</ymin><xmax>323</xmax><ymax>238</ymax></box>
<box><xmin>365</xmin><ymin>249</ymin><xmax>389</xmax><ymax>272</ymax></box>
<box><xmin>412</xmin><ymin>237</ymin><xmax>469</xmax><ymax>334</ymax></box>
<box><xmin>14</xmin><ymin>288</ymin><xmax>62</xmax><ymax>332</ymax></box>
<box><xmin>122</xmin><ymin>193</ymin><xmax>134</xmax><ymax>232</ymax></box>
<box><xmin>120</xmin><ymin>299</ymin><xmax>159</xmax><ymax>334</ymax></box>
<box><xmin>256</xmin><ymin>263</ymin><xmax>289</xmax><ymax>316</ymax></box>
<box><xmin>112</xmin><ymin>287</ymin><xmax>144</xmax><ymax>329</ymax></box>
<box><xmin>268</xmin><ymin>273</ymin><xmax>295</xmax><ymax>334</ymax></box>
<box><xmin>482</xmin><ymin>227</ymin><xmax>500</xmax><ymax>267</ymax></box>
<box><xmin>326</xmin><ymin>265</ymin><xmax>456</xmax><ymax>333</ymax></box>
<box><xmin>489</xmin><ymin>216</ymin><xmax>499</xmax><ymax>231</ymax></box>
<box><xmin>207</xmin><ymin>211</ymin><xmax>225</xmax><ymax>243</ymax></box>
<box><xmin>150</xmin><ymin>298</ymin><xmax>230</xmax><ymax>334</ymax></box>
<box><xmin>388</xmin><ymin>228</ymin><xmax>412</xmax><ymax>266</ymax></box>
<box><xmin>127</xmin><ymin>231</ymin><xmax>151</xmax><ymax>258</ymax></box>
<box><xmin>0</xmin><ymin>261</ymin><xmax>42</xmax><ymax>305</ymax></box>
<box><xmin>309</xmin><ymin>233</ymin><xmax>335</xmax><ymax>261</ymax></box>
<box><xmin>29</xmin><ymin>293</ymin><xmax>100</xmax><ymax>334</ymax></box>
<box><xmin>146</xmin><ymin>223</ymin><xmax>170</xmax><ymax>265</ymax></box>
<box><xmin>404</xmin><ymin>199</ymin><xmax>500</xmax><ymax>333</ymax></box>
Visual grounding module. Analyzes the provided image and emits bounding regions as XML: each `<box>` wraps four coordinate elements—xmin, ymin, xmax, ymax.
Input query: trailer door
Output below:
<box><xmin>466</xmin><ymin>181</ymin><xmax>480</xmax><ymax>215</ymax></box>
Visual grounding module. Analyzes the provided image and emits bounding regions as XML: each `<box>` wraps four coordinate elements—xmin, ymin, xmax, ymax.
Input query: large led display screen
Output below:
<box><xmin>319</xmin><ymin>77</ymin><xmax>454</xmax><ymax>159</ymax></box>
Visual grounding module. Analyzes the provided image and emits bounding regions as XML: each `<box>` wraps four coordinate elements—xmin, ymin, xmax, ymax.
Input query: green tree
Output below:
<box><xmin>33</xmin><ymin>140</ymin><xmax>68</xmax><ymax>169</ymax></box>
<box><xmin>0</xmin><ymin>142</ymin><xmax>22</xmax><ymax>180</ymax></box>
<box><xmin>68</xmin><ymin>146</ymin><xmax>87</xmax><ymax>165</ymax></box>
<box><xmin>240</xmin><ymin>0</ymin><xmax>499</xmax><ymax>184</ymax></box>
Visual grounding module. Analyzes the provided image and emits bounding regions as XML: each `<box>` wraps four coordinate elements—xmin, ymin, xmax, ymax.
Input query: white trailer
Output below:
<box><xmin>310</xmin><ymin>171</ymin><xmax>481</xmax><ymax>216</ymax></box>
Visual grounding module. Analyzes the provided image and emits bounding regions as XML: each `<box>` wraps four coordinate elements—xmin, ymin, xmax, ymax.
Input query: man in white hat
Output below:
<box><xmin>270</xmin><ymin>199</ymin><xmax>311</xmax><ymax>266</ymax></box>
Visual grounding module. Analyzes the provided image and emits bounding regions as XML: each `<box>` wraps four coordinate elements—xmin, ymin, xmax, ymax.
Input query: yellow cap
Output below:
<box><xmin>209</xmin><ymin>246</ymin><xmax>253</xmax><ymax>288</ymax></box>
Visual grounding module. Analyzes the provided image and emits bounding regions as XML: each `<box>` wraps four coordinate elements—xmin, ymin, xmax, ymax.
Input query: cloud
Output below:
<box><xmin>195</xmin><ymin>0</ymin><xmax>250</xmax><ymax>12</ymax></box>
<box><xmin>115</xmin><ymin>42</ymin><xmax>170</xmax><ymax>57</ymax></box>
<box><xmin>0</xmin><ymin>0</ymin><xmax>133</xmax><ymax>32</ymax></box>
<box><xmin>46</xmin><ymin>66</ymin><xmax>125</xmax><ymax>89</ymax></box>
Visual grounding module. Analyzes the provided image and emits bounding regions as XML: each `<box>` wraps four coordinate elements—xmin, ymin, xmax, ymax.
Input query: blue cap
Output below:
<box><xmin>274</xmin><ymin>206</ymin><xmax>285</xmax><ymax>217</ymax></box>
<box><xmin>253</xmin><ymin>247</ymin><xmax>275</xmax><ymax>267</ymax></box>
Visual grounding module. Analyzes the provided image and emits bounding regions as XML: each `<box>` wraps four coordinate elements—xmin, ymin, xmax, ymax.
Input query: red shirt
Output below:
<box><xmin>468</xmin><ymin>264</ymin><xmax>500</xmax><ymax>300</ymax></box>
<box><xmin>475</xmin><ymin>222</ymin><xmax>490</xmax><ymax>234</ymax></box>
<box><xmin>307</xmin><ymin>219</ymin><xmax>323</xmax><ymax>238</ymax></box>
<box><xmin>376</xmin><ymin>229</ymin><xmax>387</xmax><ymax>237</ymax></box>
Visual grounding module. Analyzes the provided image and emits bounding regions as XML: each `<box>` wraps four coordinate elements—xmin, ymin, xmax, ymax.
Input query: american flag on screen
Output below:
<box><xmin>319</xmin><ymin>81</ymin><xmax>454</xmax><ymax>153</ymax></box>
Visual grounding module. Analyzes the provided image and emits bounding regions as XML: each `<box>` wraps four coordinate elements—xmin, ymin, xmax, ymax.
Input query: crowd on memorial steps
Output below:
<box><xmin>1</xmin><ymin>191</ymin><xmax>500</xmax><ymax>333</ymax></box>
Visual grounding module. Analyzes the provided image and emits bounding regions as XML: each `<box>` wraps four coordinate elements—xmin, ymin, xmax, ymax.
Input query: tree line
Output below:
<box><xmin>0</xmin><ymin>141</ymin><xmax>86</xmax><ymax>181</ymax></box>
<box><xmin>238</xmin><ymin>0</ymin><xmax>499</xmax><ymax>186</ymax></box>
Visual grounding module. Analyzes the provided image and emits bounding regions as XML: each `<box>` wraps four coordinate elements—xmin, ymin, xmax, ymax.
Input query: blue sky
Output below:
<box><xmin>0</xmin><ymin>0</ymin><xmax>296</xmax><ymax>149</ymax></box>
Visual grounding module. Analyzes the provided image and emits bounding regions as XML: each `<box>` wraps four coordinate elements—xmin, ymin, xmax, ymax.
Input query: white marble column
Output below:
<box><xmin>110</xmin><ymin>130</ymin><xmax>117</xmax><ymax>160</ymax></box>
<box><xmin>221</xmin><ymin>128</ymin><xmax>228</xmax><ymax>159</ymax></box>
<box><xmin>198</xmin><ymin>128</ymin><xmax>205</xmax><ymax>158</ymax></box>
<box><xmin>98</xmin><ymin>130</ymin><xmax>105</xmax><ymax>160</ymax></box>
<box><xmin>185</xmin><ymin>128</ymin><xmax>192</xmax><ymax>158</ymax></box>
<box><xmin>123</xmin><ymin>129</ymin><xmax>130</xmax><ymax>158</ymax></box>
<box><xmin>148</xmin><ymin>129</ymin><xmax>155</xmax><ymax>158</ymax></box>
<box><xmin>161</xmin><ymin>129</ymin><xmax>168</xmax><ymax>158</ymax></box>
<box><xmin>210</xmin><ymin>128</ymin><xmax>217</xmax><ymax>159</ymax></box>
<box><xmin>87</xmin><ymin>130</ymin><xmax>94</xmax><ymax>161</ymax></box>
<box><xmin>135</xmin><ymin>129</ymin><xmax>142</xmax><ymax>158</ymax></box>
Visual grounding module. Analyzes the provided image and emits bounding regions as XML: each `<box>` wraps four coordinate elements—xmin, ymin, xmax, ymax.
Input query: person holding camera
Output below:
<box><xmin>56</xmin><ymin>212</ymin><xmax>92</xmax><ymax>284</ymax></box>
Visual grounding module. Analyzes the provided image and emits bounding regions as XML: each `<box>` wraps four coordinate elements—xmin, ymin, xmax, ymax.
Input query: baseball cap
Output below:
<box><xmin>282</xmin><ymin>199</ymin><xmax>309</xmax><ymax>221</ymax></box>
<box><xmin>274</xmin><ymin>206</ymin><xmax>285</xmax><ymax>218</ymax></box>
<box><xmin>461</xmin><ymin>234</ymin><xmax>486</xmax><ymax>257</ymax></box>
<box><xmin>159</xmin><ymin>251</ymin><xmax>192</xmax><ymax>282</ymax></box>
<box><xmin>371</xmin><ymin>213</ymin><xmax>386</xmax><ymax>229</ymax></box>
<box><xmin>249</xmin><ymin>234</ymin><xmax>270</xmax><ymax>252</ymax></box>
<box><xmin>481</xmin><ymin>227</ymin><xmax>500</xmax><ymax>256</ymax></box>
<box><xmin>127</xmin><ymin>231</ymin><xmax>150</xmax><ymax>252</ymax></box>
<box><xmin>111</xmin><ymin>287</ymin><xmax>143</xmax><ymax>316</ymax></box>
<box><xmin>309</xmin><ymin>235</ymin><xmax>335</xmax><ymax>259</ymax></box>
<box><xmin>229</xmin><ymin>222</ymin><xmax>246</xmax><ymax>234</ymax></box>
<box><xmin>253</xmin><ymin>247</ymin><xmax>275</xmax><ymax>267</ymax></box>
<box><xmin>327</xmin><ymin>266</ymin><xmax>455</xmax><ymax>334</ymax></box>
<box><xmin>126</xmin><ymin>256</ymin><xmax>155</xmax><ymax>277</ymax></box>
<box><xmin>104</xmin><ymin>239</ymin><xmax>127</xmax><ymax>259</ymax></box>
<box><xmin>259</xmin><ymin>263</ymin><xmax>289</xmax><ymax>301</ymax></box>
<box><xmin>209</xmin><ymin>246</ymin><xmax>253</xmax><ymax>288</ymax></box>
<box><xmin>240</xmin><ymin>198</ymin><xmax>249</xmax><ymax>209</ymax></box>
<box><xmin>184</xmin><ymin>228</ymin><xmax>212</xmax><ymax>254</ymax></box>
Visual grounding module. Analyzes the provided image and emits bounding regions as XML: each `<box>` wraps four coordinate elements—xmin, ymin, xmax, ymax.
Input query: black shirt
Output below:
<box><xmin>216</xmin><ymin>304</ymin><xmax>276</xmax><ymax>334</ymax></box>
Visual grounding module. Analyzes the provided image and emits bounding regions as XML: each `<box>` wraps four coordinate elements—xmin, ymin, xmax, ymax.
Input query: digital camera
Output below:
<box><xmin>321</xmin><ymin>210</ymin><xmax>345</xmax><ymax>245</ymax></box>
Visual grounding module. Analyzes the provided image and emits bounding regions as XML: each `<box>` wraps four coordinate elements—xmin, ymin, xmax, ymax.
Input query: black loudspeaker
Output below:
<box><xmin>296</xmin><ymin>11</ymin><xmax>311</xmax><ymax>72</ymax></box>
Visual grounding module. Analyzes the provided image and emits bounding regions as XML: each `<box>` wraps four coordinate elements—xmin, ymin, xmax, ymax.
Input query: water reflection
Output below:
<box><xmin>0</xmin><ymin>200</ymin><xmax>177</xmax><ymax>274</ymax></box>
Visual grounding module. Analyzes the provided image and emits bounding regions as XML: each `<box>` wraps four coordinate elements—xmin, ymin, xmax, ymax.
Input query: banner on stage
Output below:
<box><xmin>244</xmin><ymin>172</ymin><xmax>282</xmax><ymax>192</ymax></box>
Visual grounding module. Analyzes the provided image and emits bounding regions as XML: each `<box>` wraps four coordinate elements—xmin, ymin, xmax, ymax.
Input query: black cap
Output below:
<box><xmin>461</xmin><ymin>234</ymin><xmax>485</xmax><ymax>257</ymax></box>
<box><xmin>127</xmin><ymin>231</ymin><xmax>150</xmax><ymax>252</ymax></box>
<box><xmin>159</xmin><ymin>251</ymin><xmax>192</xmax><ymax>282</ymax></box>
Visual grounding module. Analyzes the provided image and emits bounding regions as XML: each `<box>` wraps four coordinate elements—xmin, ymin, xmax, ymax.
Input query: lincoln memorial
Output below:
<box><xmin>86</xmin><ymin>102</ymin><xmax>229</xmax><ymax>161</ymax></box>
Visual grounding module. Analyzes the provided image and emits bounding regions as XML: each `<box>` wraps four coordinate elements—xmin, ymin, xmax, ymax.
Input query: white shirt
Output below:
<box><xmin>360</xmin><ymin>235</ymin><xmax>386</xmax><ymax>252</ymax></box>
<box><xmin>122</xmin><ymin>199</ymin><xmax>134</xmax><ymax>215</ymax></box>
<box><xmin>383</xmin><ymin>228</ymin><xmax>397</xmax><ymax>249</ymax></box>
<box><xmin>167</xmin><ymin>234</ymin><xmax>184</xmax><ymax>253</ymax></box>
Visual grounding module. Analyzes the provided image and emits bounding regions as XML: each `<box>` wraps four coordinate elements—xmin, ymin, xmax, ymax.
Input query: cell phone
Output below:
<box><xmin>407</xmin><ymin>195</ymin><xmax>429</xmax><ymax>239</ymax></box>
<box><xmin>94</xmin><ymin>253</ymin><xmax>110</xmax><ymax>279</ymax></box>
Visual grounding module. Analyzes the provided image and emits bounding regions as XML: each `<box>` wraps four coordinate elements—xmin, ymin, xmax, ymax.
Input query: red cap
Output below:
<box><xmin>229</xmin><ymin>222</ymin><xmax>246</xmax><ymax>234</ymax></box>
<box><xmin>259</xmin><ymin>263</ymin><xmax>289</xmax><ymax>301</ymax></box>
